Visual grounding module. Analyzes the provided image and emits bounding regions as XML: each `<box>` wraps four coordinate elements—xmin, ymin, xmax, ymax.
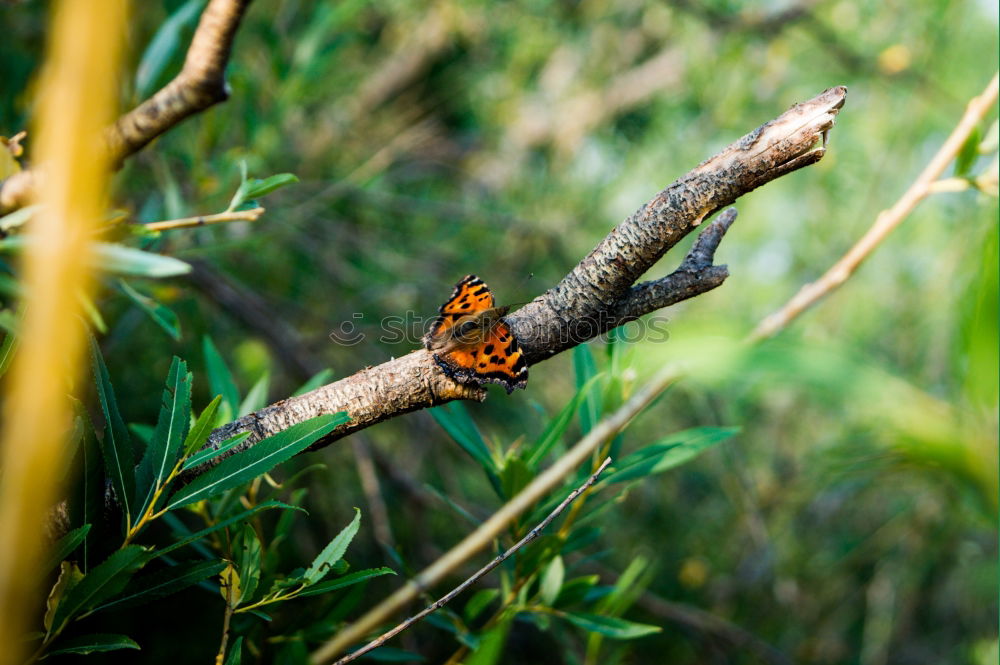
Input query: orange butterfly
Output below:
<box><xmin>422</xmin><ymin>275</ymin><xmax>528</xmax><ymax>394</ymax></box>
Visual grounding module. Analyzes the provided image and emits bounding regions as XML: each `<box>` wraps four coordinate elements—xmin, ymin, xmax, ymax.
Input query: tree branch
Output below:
<box><xmin>183</xmin><ymin>86</ymin><xmax>845</xmax><ymax>475</ymax></box>
<box><xmin>0</xmin><ymin>0</ymin><xmax>254</xmax><ymax>213</ymax></box>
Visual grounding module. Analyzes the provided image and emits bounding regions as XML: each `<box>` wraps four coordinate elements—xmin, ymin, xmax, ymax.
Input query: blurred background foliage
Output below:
<box><xmin>1</xmin><ymin>0</ymin><xmax>997</xmax><ymax>663</ymax></box>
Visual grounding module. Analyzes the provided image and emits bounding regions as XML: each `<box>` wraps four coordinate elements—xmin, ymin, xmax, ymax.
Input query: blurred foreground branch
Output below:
<box><xmin>0</xmin><ymin>0</ymin><xmax>254</xmax><ymax>213</ymax></box>
<box><xmin>191</xmin><ymin>86</ymin><xmax>845</xmax><ymax>473</ymax></box>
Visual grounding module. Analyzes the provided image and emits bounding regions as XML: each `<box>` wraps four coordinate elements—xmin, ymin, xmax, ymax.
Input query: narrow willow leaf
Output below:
<box><xmin>303</xmin><ymin>508</ymin><xmax>360</xmax><ymax>585</ymax></box>
<box><xmin>244</xmin><ymin>173</ymin><xmax>299</xmax><ymax>200</ymax></box>
<box><xmin>560</xmin><ymin>611</ymin><xmax>661</xmax><ymax>639</ymax></box>
<box><xmin>94</xmin><ymin>559</ymin><xmax>226</xmax><ymax>612</ymax></box>
<box><xmin>224</xmin><ymin>636</ymin><xmax>243</xmax><ymax>665</ymax></box>
<box><xmin>136</xmin><ymin>357</ymin><xmax>192</xmax><ymax>518</ymax></box>
<box><xmin>45</xmin><ymin>562</ymin><xmax>83</xmax><ymax>632</ymax></box>
<box><xmin>238</xmin><ymin>370</ymin><xmax>270</xmax><ymax>417</ymax></box>
<box><xmin>292</xmin><ymin>368</ymin><xmax>334</xmax><ymax>396</ymax></box>
<box><xmin>78</xmin><ymin>291</ymin><xmax>107</xmax><ymax>333</ymax></box>
<box><xmin>464</xmin><ymin>589</ymin><xmax>499</xmax><ymax>622</ymax></box>
<box><xmin>44</xmin><ymin>525</ymin><xmax>91</xmax><ymax>576</ymax></box>
<box><xmin>297</xmin><ymin>567</ymin><xmax>396</xmax><ymax>597</ymax></box>
<box><xmin>166</xmin><ymin>414</ymin><xmax>347</xmax><ymax>509</ymax></box>
<box><xmin>539</xmin><ymin>556</ymin><xmax>565</xmax><ymax>607</ymax></box>
<box><xmin>526</xmin><ymin>374</ymin><xmax>603</xmax><ymax>467</ymax></box>
<box><xmin>430</xmin><ymin>402</ymin><xmax>498</xmax><ymax>482</ymax></box>
<box><xmin>47</xmin><ymin>633</ymin><xmax>140</xmax><ymax>656</ymax></box>
<box><xmin>182</xmin><ymin>395</ymin><xmax>223</xmax><ymax>457</ymax></box>
<box><xmin>464</xmin><ymin>619</ymin><xmax>511</xmax><ymax>665</ymax></box>
<box><xmin>93</xmin><ymin>243</ymin><xmax>191</xmax><ymax>277</ymax></box>
<box><xmin>182</xmin><ymin>431</ymin><xmax>250</xmax><ymax>471</ymax></box>
<box><xmin>135</xmin><ymin>0</ymin><xmax>206</xmax><ymax>97</ymax></box>
<box><xmin>203</xmin><ymin>335</ymin><xmax>240</xmax><ymax>418</ymax></box>
<box><xmin>152</xmin><ymin>500</ymin><xmax>304</xmax><ymax>560</ymax></box>
<box><xmin>89</xmin><ymin>337</ymin><xmax>135</xmax><ymax>527</ymax></box>
<box><xmin>235</xmin><ymin>524</ymin><xmax>262</xmax><ymax>604</ymax></box>
<box><xmin>603</xmin><ymin>427</ymin><xmax>739</xmax><ymax>485</ymax></box>
<box><xmin>955</xmin><ymin>127</ymin><xmax>981</xmax><ymax>176</ymax></box>
<box><xmin>220</xmin><ymin>563</ymin><xmax>242</xmax><ymax>607</ymax></box>
<box><xmin>573</xmin><ymin>344</ymin><xmax>601</xmax><ymax>434</ymax></box>
<box><xmin>50</xmin><ymin>546</ymin><xmax>147</xmax><ymax>633</ymax></box>
<box><xmin>118</xmin><ymin>279</ymin><xmax>181</xmax><ymax>341</ymax></box>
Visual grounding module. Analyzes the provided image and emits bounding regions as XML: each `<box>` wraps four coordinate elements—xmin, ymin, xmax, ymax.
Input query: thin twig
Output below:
<box><xmin>330</xmin><ymin>458</ymin><xmax>613</xmax><ymax>665</ymax></box>
<box><xmin>143</xmin><ymin>206</ymin><xmax>264</xmax><ymax>232</ymax></box>
<box><xmin>749</xmin><ymin>72</ymin><xmax>999</xmax><ymax>342</ymax></box>
<box><xmin>310</xmin><ymin>364</ymin><xmax>678</xmax><ymax>663</ymax></box>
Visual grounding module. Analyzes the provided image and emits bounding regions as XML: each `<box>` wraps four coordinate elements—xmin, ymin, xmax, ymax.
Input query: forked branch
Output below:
<box><xmin>192</xmin><ymin>86</ymin><xmax>846</xmax><ymax>473</ymax></box>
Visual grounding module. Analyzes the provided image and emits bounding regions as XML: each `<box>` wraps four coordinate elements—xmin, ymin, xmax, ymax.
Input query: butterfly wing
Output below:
<box><xmin>424</xmin><ymin>275</ymin><xmax>495</xmax><ymax>346</ymax></box>
<box><xmin>434</xmin><ymin>319</ymin><xmax>528</xmax><ymax>394</ymax></box>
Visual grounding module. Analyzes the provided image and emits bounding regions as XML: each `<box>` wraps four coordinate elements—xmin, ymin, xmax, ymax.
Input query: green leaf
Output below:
<box><xmin>203</xmin><ymin>336</ymin><xmax>240</xmax><ymax>420</ymax></box>
<box><xmin>93</xmin><ymin>559</ymin><xmax>226</xmax><ymax>611</ymax></box>
<box><xmin>182</xmin><ymin>395</ymin><xmax>224</xmax><ymax>457</ymax></box>
<box><xmin>464</xmin><ymin>589</ymin><xmax>499</xmax><ymax>622</ymax></box>
<box><xmin>118</xmin><ymin>279</ymin><xmax>181</xmax><ymax>341</ymax></box>
<box><xmin>500</xmin><ymin>455</ymin><xmax>533</xmax><ymax>499</ymax></box>
<box><xmin>224</xmin><ymin>636</ymin><xmax>243</xmax><ymax>665</ymax></box>
<box><xmin>47</xmin><ymin>633</ymin><xmax>140</xmax><ymax>656</ymax></box>
<box><xmin>464</xmin><ymin>618</ymin><xmax>511</xmax><ymax>665</ymax></box>
<box><xmin>560</xmin><ymin>612</ymin><xmax>661</xmax><ymax>640</ymax></box>
<box><xmin>297</xmin><ymin>567</ymin><xmax>396</xmax><ymax>597</ymax></box>
<box><xmin>303</xmin><ymin>508</ymin><xmax>360</xmax><ymax>585</ymax></box>
<box><xmin>238</xmin><ymin>370</ymin><xmax>270</xmax><ymax>417</ymax></box>
<box><xmin>153</xmin><ymin>500</ymin><xmax>304</xmax><ymax>560</ymax></box>
<box><xmin>92</xmin><ymin>243</ymin><xmax>191</xmax><ymax>277</ymax></box>
<box><xmin>166</xmin><ymin>414</ymin><xmax>348</xmax><ymax>509</ymax></box>
<box><xmin>292</xmin><ymin>368</ymin><xmax>334</xmax><ymax>396</ymax></box>
<box><xmin>89</xmin><ymin>337</ymin><xmax>135</xmax><ymax>528</ymax></box>
<box><xmin>539</xmin><ymin>556</ymin><xmax>565</xmax><ymax>606</ymax></box>
<box><xmin>955</xmin><ymin>126</ymin><xmax>981</xmax><ymax>176</ymax></box>
<box><xmin>430</xmin><ymin>402</ymin><xmax>497</xmax><ymax>474</ymax></box>
<box><xmin>50</xmin><ymin>546</ymin><xmax>147</xmax><ymax>633</ymax></box>
<box><xmin>0</xmin><ymin>330</ymin><xmax>17</xmax><ymax>379</ymax></box>
<box><xmin>182</xmin><ymin>431</ymin><xmax>251</xmax><ymax>471</ymax></box>
<box><xmin>526</xmin><ymin>374</ymin><xmax>603</xmax><ymax>467</ymax></box>
<box><xmin>603</xmin><ymin>427</ymin><xmax>739</xmax><ymax>485</ymax></box>
<box><xmin>554</xmin><ymin>575</ymin><xmax>600</xmax><ymax>607</ymax></box>
<box><xmin>228</xmin><ymin>172</ymin><xmax>299</xmax><ymax>211</ymax></box>
<box><xmin>235</xmin><ymin>524</ymin><xmax>262</xmax><ymax>604</ymax></box>
<box><xmin>44</xmin><ymin>525</ymin><xmax>91</xmax><ymax>576</ymax></box>
<box><xmin>135</xmin><ymin>0</ymin><xmax>206</xmax><ymax>97</ymax></box>
<box><xmin>136</xmin><ymin>357</ymin><xmax>193</xmax><ymax>519</ymax></box>
<box><xmin>245</xmin><ymin>173</ymin><xmax>299</xmax><ymax>200</ymax></box>
<box><xmin>573</xmin><ymin>344</ymin><xmax>601</xmax><ymax>434</ymax></box>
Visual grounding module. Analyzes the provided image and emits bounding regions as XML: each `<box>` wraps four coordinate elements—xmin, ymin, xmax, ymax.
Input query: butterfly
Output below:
<box><xmin>422</xmin><ymin>274</ymin><xmax>528</xmax><ymax>394</ymax></box>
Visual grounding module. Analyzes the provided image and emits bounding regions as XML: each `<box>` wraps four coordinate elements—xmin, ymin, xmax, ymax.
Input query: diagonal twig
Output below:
<box><xmin>750</xmin><ymin>72</ymin><xmax>999</xmax><ymax>342</ymax></box>
<box><xmin>325</xmin><ymin>457</ymin><xmax>613</xmax><ymax>665</ymax></box>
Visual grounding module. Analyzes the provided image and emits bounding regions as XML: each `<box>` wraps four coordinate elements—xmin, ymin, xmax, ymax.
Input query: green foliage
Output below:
<box><xmin>5</xmin><ymin>0</ymin><xmax>996</xmax><ymax>662</ymax></box>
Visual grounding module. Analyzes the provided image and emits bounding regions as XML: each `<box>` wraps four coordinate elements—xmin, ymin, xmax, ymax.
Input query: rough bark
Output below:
<box><xmin>185</xmin><ymin>86</ymin><xmax>847</xmax><ymax>474</ymax></box>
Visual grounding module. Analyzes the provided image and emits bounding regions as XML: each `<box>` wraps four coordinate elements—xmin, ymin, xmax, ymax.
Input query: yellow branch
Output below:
<box><xmin>144</xmin><ymin>206</ymin><xmax>265</xmax><ymax>232</ymax></box>
<box><xmin>0</xmin><ymin>2</ymin><xmax>126</xmax><ymax>663</ymax></box>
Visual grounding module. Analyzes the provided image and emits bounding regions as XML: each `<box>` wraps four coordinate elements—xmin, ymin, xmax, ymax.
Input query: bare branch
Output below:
<box><xmin>0</xmin><ymin>0</ymin><xmax>254</xmax><ymax>213</ymax></box>
<box><xmin>327</xmin><ymin>457</ymin><xmax>613</xmax><ymax>665</ymax></box>
<box><xmin>143</xmin><ymin>206</ymin><xmax>264</xmax><ymax>232</ymax></box>
<box><xmin>750</xmin><ymin>73</ymin><xmax>998</xmax><ymax>342</ymax></box>
<box><xmin>106</xmin><ymin>0</ymin><xmax>253</xmax><ymax>164</ymax></box>
<box><xmin>183</xmin><ymin>87</ymin><xmax>845</xmax><ymax>476</ymax></box>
